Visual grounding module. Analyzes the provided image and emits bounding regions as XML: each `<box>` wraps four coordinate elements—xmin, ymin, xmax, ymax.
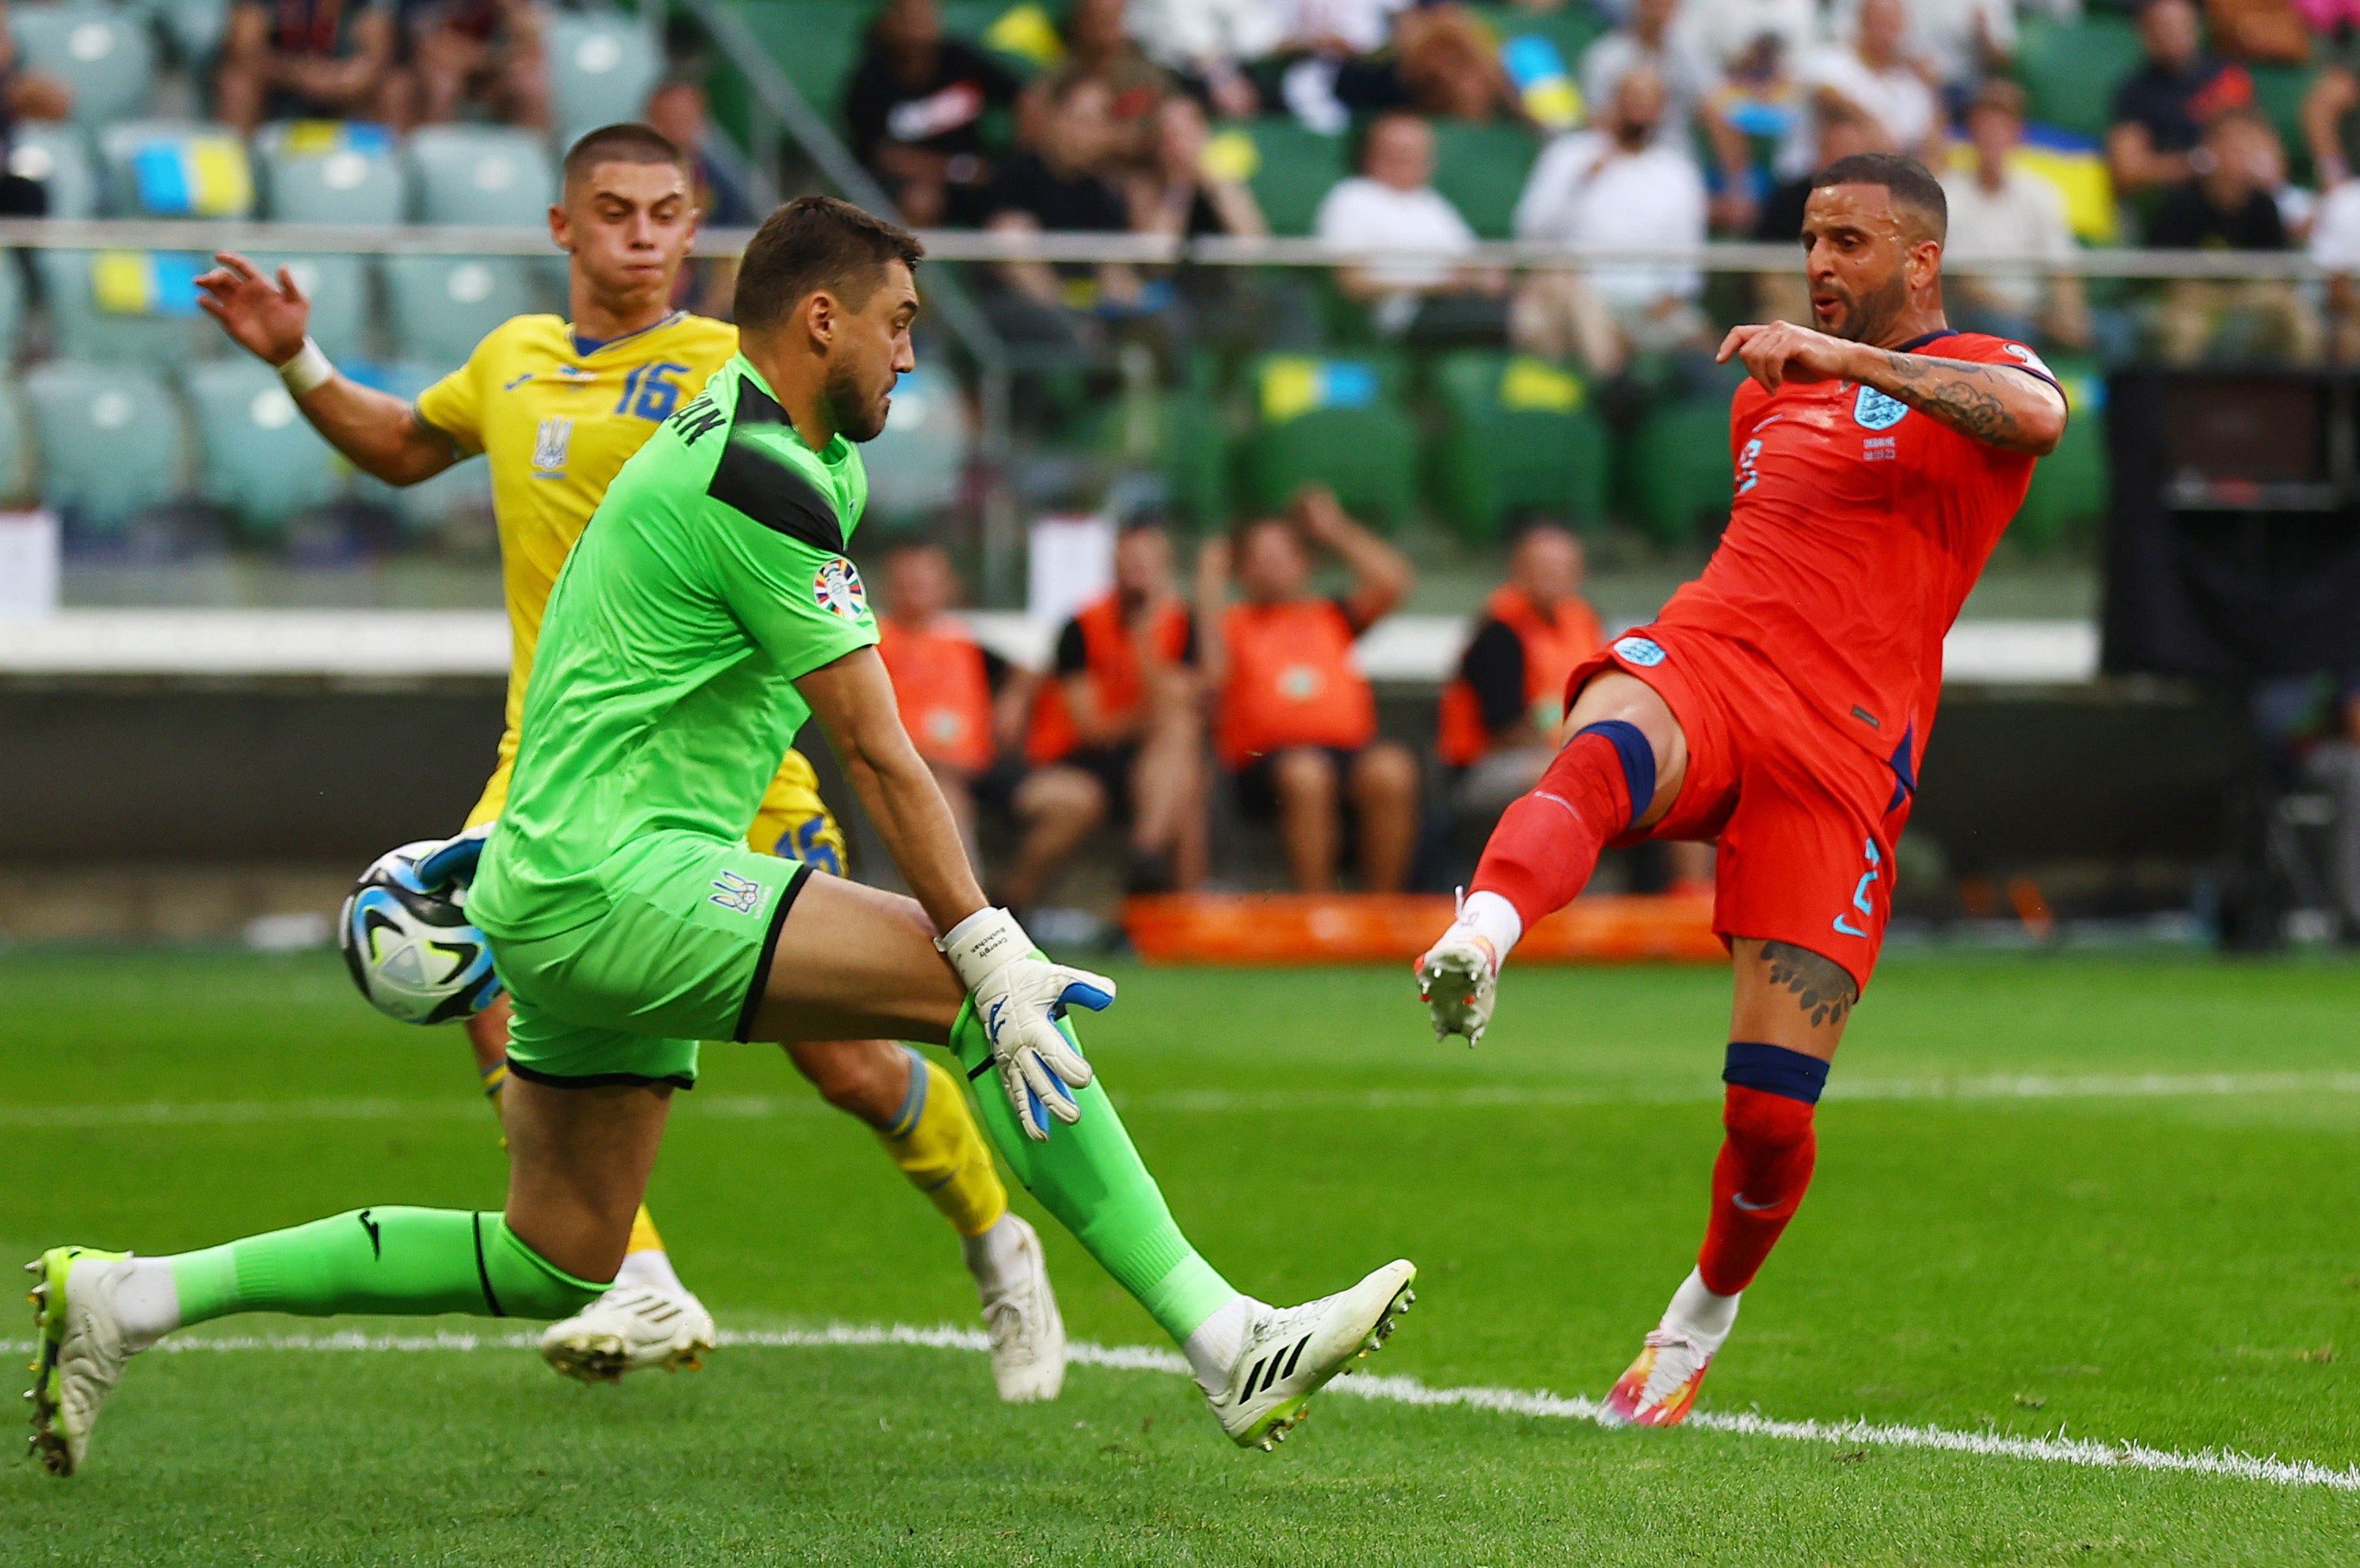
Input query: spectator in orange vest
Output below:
<box><xmin>876</xmin><ymin>542</ymin><xmax>1033</xmax><ymax>856</ymax></box>
<box><xmin>1437</xmin><ymin>522</ymin><xmax>1604</xmax><ymax>816</ymax></box>
<box><xmin>1023</xmin><ymin>521</ymin><xmax>1209</xmax><ymax>896</ymax></box>
<box><xmin>1196</xmin><ymin>485</ymin><xmax>1420</xmax><ymax>892</ymax></box>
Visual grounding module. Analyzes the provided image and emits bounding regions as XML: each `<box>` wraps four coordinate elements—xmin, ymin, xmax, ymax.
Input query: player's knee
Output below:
<box><xmin>1721</xmin><ymin>1043</ymin><xmax>1826</xmax><ymax>1150</ymax></box>
<box><xmin>1354</xmin><ymin>741</ymin><xmax>1419</xmax><ymax>802</ymax></box>
<box><xmin>792</xmin><ymin>1037</ymin><xmax>909</xmax><ymax>1127</ymax></box>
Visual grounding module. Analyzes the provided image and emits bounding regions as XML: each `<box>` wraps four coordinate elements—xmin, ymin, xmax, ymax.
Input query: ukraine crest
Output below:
<box><xmin>1853</xmin><ymin>385</ymin><xmax>1909</xmax><ymax>431</ymax></box>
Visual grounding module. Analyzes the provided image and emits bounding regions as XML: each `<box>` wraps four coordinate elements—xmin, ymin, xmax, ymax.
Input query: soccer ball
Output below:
<box><xmin>337</xmin><ymin>839</ymin><xmax>503</xmax><ymax>1025</ymax></box>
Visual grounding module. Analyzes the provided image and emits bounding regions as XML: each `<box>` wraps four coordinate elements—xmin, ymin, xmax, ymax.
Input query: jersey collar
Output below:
<box><xmin>1893</xmin><ymin>329</ymin><xmax>1958</xmax><ymax>353</ymax></box>
<box><xmin>569</xmin><ymin>310</ymin><xmax>687</xmax><ymax>358</ymax></box>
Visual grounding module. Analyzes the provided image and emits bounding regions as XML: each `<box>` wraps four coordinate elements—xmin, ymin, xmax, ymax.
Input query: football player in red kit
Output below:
<box><xmin>1417</xmin><ymin>152</ymin><xmax>2067</xmax><ymax>1425</ymax></box>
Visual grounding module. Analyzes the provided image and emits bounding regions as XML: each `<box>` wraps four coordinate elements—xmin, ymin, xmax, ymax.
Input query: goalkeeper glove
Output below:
<box><xmin>938</xmin><ymin>907</ymin><xmax>1115</xmax><ymax>1140</ymax></box>
<box><xmin>411</xmin><ymin>823</ymin><xmax>493</xmax><ymax>892</ymax></box>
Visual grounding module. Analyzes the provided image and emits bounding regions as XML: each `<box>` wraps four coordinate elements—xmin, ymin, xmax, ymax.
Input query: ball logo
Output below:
<box><xmin>813</xmin><ymin>557</ymin><xmax>867</xmax><ymax>620</ymax></box>
<box><xmin>1614</xmin><ymin>635</ymin><xmax>1667</xmax><ymax>668</ymax></box>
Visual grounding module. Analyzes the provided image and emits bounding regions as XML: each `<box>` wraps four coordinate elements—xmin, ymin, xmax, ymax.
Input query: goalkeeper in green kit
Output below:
<box><xmin>26</xmin><ymin>196</ymin><xmax>1414</xmax><ymax>1475</ymax></box>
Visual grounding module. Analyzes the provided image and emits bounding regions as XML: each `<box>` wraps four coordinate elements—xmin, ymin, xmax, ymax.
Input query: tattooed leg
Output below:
<box><xmin>1728</xmin><ymin>937</ymin><xmax>1858</xmax><ymax>1059</ymax></box>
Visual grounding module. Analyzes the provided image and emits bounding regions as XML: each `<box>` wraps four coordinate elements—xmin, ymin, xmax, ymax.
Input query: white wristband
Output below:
<box><xmin>277</xmin><ymin>337</ymin><xmax>334</xmax><ymax>397</ymax></box>
<box><xmin>936</xmin><ymin>906</ymin><xmax>1030</xmax><ymax>992</ymax></box>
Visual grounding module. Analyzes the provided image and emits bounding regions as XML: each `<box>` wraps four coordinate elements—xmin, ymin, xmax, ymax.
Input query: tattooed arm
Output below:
<box><xmin>1715</xmin><ymin>321</ymin><xmax>2067</xmax><ymax>456</ymax></box>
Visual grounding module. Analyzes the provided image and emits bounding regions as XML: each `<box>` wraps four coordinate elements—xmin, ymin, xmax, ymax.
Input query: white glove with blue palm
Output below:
<box><xmin>938</xmin><ymin>907</ymin><xmax>1116</xmax><ymax>1140</ymax></box>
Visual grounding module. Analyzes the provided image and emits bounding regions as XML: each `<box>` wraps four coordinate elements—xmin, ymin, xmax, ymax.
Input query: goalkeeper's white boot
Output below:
<box><xmin>25</xmin><ymin>1248</ymin><xmax>139</xmax><ymax>1476</ymax></box>
<box><xmin>539</xmin><ymin>1282</ymin><xmax>716</xmax><ymax>1384</ymax></box>
<box><xmin>1206</xmin><ymin>1260</ymin><xmax>1417</xmax><ymax>1450</ymax></box>
<box><xmin>1418</xmin><ymin>932</ymin><xmax>1501</xmax><ymax>1047</ymax></box>
<box><xmin>973</xmin><ymin>1216</ymin><xmax>1065</xmax><ymax>1403</ymax></box>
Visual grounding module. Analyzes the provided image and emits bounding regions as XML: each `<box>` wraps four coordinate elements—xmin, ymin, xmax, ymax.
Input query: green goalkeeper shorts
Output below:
<box><xmin>487</xmin><ymin>832</ymin><xmax>814</xmax><ymax>1088</ymax></box>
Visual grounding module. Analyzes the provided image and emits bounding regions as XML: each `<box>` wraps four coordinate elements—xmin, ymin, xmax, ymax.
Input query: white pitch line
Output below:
<box><xmin>10</xmin><ymin>1071</ymin><xmax>2360</xmax><ymax>1130</ymax></box>
<box><xmin>4</xmin><ymin>1322</ymin><xmax>2353</xmax><ymax>1493</ymax></box>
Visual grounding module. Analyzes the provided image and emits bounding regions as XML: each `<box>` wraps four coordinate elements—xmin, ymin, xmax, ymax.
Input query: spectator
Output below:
<box><xmin>2150</xmin><ymin>107</ymin><xmax>2322</xmax><ymax>363</ymax></box>
<box><xmin>1582</xmin><ymin>0</ymin><xmax>1757</xmax><ymax>228</ymax></box>
<box><xmin>1674</xmin><ymin>0</ymin><xmax>1816</xmax><ymax>78</ymax></box>
<box><xmin>1125</xmin><ymin>91</ymin><xmax>1313</xmax><ymax>350</ymax></box>
<box><xmin>1125</xmin><ymin>0</ymin><xmax>1285</xmax><ymax>116</ymax></box>
<box><xmin>1196</xmin><ymin>486</ymin><xmax>1420</xmax><ymax>894</ymax></box>
<box><xmin>1802</xmin><ymin>0</ymin><xmax>1943</xmax><ymax>171</ymax></box>
<box><xmin>645</xmin><ymin>81</ymin><xmax>754</xmax><ymax>317</ymax></box>
<box><xmin>386</xmin><ymin>0</ymin><xmax>546</xmax><ymax>131</ymax></box>
<box><xmin>845</xmin><ymin>0</ymin><xmax>1024</xmax><ymax>227</ymax></box>
<box><xmin>1833</xmin><ymin>0</ymin><xmax>2012</xmax><ymax>97</ymax></box>
<box><xmin>1752</xmin><ymin>103</ymin><xmax>1885</xmax><ymax>323</ymax></box>
<box><xmin>1040</xmin><ymin>0</ymin><xmax>1171</xmax><ymax>169</ymax></box>
<box><xmin>1437</xmin><ymin>522</ymin><xmax>1604</xmax><ymax>816</ymax></box>
<box><xmin>1939</xmin><ymin>79</ymin><xmax>2094</xmax><ymax>349</ymax></box>
<box><xmin>2303</xmin><ymin>36</ymin><xmax>2360</xmax><ymax>193</ymax></box>
<box><xmin>1022</xmin><ymin>522</ymin><xmax>1209</xmax><ymax>897</ymax></box>
<box><xmin>1313</xmin><ymin>110</ymin><xmax>1505</xmax><ymax>339</ymax></box>
<box><xmin>874</xmin><ymin>542</ymin><xmax>1036</xmax><ymax>864</ymax></box>
<box><xmin>1509</xmin><ymin>62</ymin><xmax>1711</xmax><ymax>376</ymax></box>
<box><xmin>2108</xmin><ymin>0</ymin><xmax>2256</xmax><ymax>199</ymax></box>
<box><xmin>983</xmin><ymin>75</ymin><xmax>1140</xmax><ymax>348</ymax></box>
<box><xmin>219</xmin><ymin>0</ymin><xmax>401</xmax><ymax>135</ymax></box>
<box><xmin>0</xmin><ymin>3</ymin><xmax>71</xmax><ymax>129</ymax></box>
<box><xmin>2310</xmin><ymin>155</ymin><xmax>2360</xmax><ymax>359</ymax></box>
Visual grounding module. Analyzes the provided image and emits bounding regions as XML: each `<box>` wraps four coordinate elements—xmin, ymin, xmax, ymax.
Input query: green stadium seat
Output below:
<box><xmin>549</xmin><ymin>10</ymin><xmax>665</xmax><ymax>147</ymax></box>
<box><xmin>11</xmin><ymin>2</ymin><xmax>155</xmax><ymax>128</ymax></box>
<box><xmin>1236</xmin><ymin>354</ymin><xmax>1417</xmax><ymax>527</ymax></box>
<box><xmin>732</xmin><ymin>0</ymin><xmax>872</xmax><ymax>124</ymax></box>
<box><xmin>1160</xmin><ymin>384</ymin><xmax>1231</xmax><ymax>531</ymax></box>
<box><xmin>6</xmin><ymin>123</ymin><xmax>98</xmax><ymax>219</ymax></box>
<box><xmin>381</xmin><ymin>255</ymin><xmax>544</xmax><ymax>364</ymax></box>
<box><xmin>1430</xmin><ymin>122</ymin><xmax>1539</xmax><ymax>241</ymax></box>
<box><xmin>184</xmin><ymin>358</ymin><xmax>346</xmax><ymax>535</ymax></box>
<box><xmin>2250</xmin><ymin>62</ymin><xmax>2313</xmax><ymax>182</ymax></box>
<box><xmin>256</xmin><ymin>120</ymin><xmax>404</xmax><ymax>226</ymax></box>
<box><xmin>1231</xmin><ymin>117</ymin><xmax>1349</xmax><ymax>237</ymax></box>
<box><xmin>244</xmin><ymin>250</ymin><xmax>371</xmax><ymax>363</ymax></box>
<box><xmin>100</xmin><ymin>120</ymin><xmax>254</xmax><ymax>219</ymax></box>
<box><xmin>2011</xmin><ymin>354</ymin><xmax>2107</xmax><ymax>549</ymax></box>
<box><xmin>22</xmin><ymin>360</ymin><xmax>189</xmax><ymax>532</ymax></box>
<box><xmin>405</xmin><ymin>125</ymin><xmax>556</xmax><ymax>225</ymax></box>
<box><xmin>2012</xmin><ymin>16</ymin><xmax>2144</xmax><ymax>143</ymax></box>
<box><xmin>1624</xmin><ymin>395</ymin><xmax>1732</xmax><ymax>546</ymax></box>
<box><xmin>1428</xmin><ymin>352</ymin><xmax>1606</xmax><ymax>539</ymax></box>
<box><xmin>36</xmin><ymin>249</ymin><xmax>215</xmax><ymax>367</ymax></box>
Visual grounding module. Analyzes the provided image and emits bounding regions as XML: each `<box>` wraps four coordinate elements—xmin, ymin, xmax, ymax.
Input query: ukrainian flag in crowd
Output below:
<box><xmin>1499</xmin><ymin>34</ymin><xmax>1582</xmax><ymax>132</ymax></box>
<box><xmin>1950</xmin><ymin>124</ymin><xmax>2117</xmax><ymax>245</ymax></box>
<box><xmin>91</xmin><ymin>251</ymin><xmax>208</xmax><ymax>318</ymax></box>
<box><xmin>273</xmin><ymin>120</ymin><xmax>395</xmax><ymax>159</ymax></box>
<box><xmin>128</xmin><ymin>131</ymin><xmax>252</xmax><ymax>218</ymax></box>
<box><xmin>1260</xmin><ymin>357</ymin><xmax>1381</xmax><ymax>423</ymax></box>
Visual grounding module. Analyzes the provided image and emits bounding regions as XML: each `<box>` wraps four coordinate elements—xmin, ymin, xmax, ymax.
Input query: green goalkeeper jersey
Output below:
<box><xmin>471</xmin><ymin>355</ymin><xmax>875</xmax><ymax>941</ymax></box>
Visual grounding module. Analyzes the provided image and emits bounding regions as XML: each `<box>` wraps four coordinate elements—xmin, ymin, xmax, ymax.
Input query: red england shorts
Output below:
<box><xmin>1565</xmin><ymin>625</ymin><xmax>1915</xmax><ymax>991</ymax></box>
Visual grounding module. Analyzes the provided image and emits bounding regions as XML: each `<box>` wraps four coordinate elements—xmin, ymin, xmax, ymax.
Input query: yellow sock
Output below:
<box><xmin>878</xmin><ymin>1051</ymin><xmax>1007</xmax><ymax>1238</ymax></box>
<box><xmin>626</xmin><ymin>1205</ymin><xmax>665</xmax><ymax>1255</ymax></box>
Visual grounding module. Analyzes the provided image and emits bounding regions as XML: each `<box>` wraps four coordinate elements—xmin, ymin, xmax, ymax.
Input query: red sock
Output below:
<box><xmin>1467</xmin><ymin>729</ymin><xmax>1635</xmax><ymax>930</ymax></box>
<box><xmin>1696</xmin><ymin>1085</ymin><xmax>1818</xmax><ymax>1296</ymax></box>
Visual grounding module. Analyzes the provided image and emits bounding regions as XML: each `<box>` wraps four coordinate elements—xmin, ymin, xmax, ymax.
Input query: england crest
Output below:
<box><xmin>1853</xmin><ymin>385</ymin><xmax>1908</xmax><ymax>431</ymax></box>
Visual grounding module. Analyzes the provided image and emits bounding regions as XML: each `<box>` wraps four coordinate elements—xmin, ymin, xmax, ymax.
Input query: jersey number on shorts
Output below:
<box><xmin>615</xmin><ymin>362</ymin><xmax>691</xmax><ymax>422</ymax></box>
<box><xmin>1833</xmin><ymin>838</ymin><xmax>1880</xmax><ymax>938</ymax></box>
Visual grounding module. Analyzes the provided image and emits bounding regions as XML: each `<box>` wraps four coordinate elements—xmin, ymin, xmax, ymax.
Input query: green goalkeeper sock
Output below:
<box><xmin>165</xmin><ymin>1208</ymin><xmax>607</xmax><ymax>1326</ymax></box>
<box><xmin>949</xmin><ymin>1000</ymin><xmax>1238</xmax><ymax>1345</ymax></box>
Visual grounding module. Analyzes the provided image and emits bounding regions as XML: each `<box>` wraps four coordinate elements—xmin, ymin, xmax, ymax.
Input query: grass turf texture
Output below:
<box><xmin>5</xmin><ymin>950</ymin><xmax>2360</xmax><ymax>1565</ymax></box>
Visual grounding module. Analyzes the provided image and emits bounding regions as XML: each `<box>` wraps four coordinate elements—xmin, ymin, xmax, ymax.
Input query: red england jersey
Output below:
<box><xmin>1654</xmin><ymin>329</ymin><xmax>2057</xmax><ymax>771</ymax></box>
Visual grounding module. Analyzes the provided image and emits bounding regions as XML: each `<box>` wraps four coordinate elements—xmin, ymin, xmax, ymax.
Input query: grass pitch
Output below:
<box><xmin>5</xmin><ymin>948</ymin><xmax>2360</xmax><ymax>1564</ymax></box>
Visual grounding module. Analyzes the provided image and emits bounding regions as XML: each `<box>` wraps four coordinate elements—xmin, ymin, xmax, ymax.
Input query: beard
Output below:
<box><xmin>822</xmin><ymin>360</ymin><xmax>890</xmax><ymax>443</ymax></box>
<box><xmin>1820</xmin><ymin>267</ymin><xmax>1910</xmax><ymax>344</ymax></box>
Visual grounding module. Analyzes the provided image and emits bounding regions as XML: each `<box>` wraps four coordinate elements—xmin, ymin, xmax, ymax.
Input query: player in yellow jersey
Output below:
<box><xmin>192</xmin><ymin>124</ymin><xmax>1064</xmax><ymax>1400</ymax></box>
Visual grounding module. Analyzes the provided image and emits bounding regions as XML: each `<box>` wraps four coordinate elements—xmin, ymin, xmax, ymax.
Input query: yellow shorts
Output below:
<box><xmin>468</xmin><ymin>738</ymin><xmax>846</xmax><ymax>877</ymax></box>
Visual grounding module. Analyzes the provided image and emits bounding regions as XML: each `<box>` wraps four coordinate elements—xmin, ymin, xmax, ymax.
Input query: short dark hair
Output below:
<box><xmin>561</xmin><ymin>123</ymin><xmax>688</xmax><ymax>191</ymax></box>
<box><xmin>733</xmin><ymin>195</ymin><xmax>924</xmax><ymax>334</ymax></box>
<box><xmin>1811</xmin><ymin>151</ymin><xmax>1947</xmax><ymax>243</ymax></box>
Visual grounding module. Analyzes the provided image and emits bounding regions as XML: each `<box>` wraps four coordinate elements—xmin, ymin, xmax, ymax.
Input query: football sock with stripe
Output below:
<box><xmin>159</xmin><ymin>1208</ymin><xmax>606</xmax><ymax>1328</ymax></box>
<box><xmin>949</xmin><ymin>1000</ymin><xmax>1238</xmax><ymax>1348</ymax></box>
<box><xmin>1468</xmin><ymin>720</ymin><xmax>1656</xmax><ymax>939</ymax></box>
<box><xmin>877</xmin><ymin>1046</ymin><xmax>1011</xmax><ymax>1238</ymax></box>
<box><xmin>1696</xmin><ymin>1043</ymin><xmax>1826</xmax><ymax>1296</ymax></box>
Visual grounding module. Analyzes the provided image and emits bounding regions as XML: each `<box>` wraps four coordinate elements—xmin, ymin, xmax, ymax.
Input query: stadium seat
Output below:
<box><xmin>1161</xmin><ymin>384</ymin><xmax>1231</xmax><ymax>531</ymax></box>
<box><xmin>863</xmin><ymin>365</ymin><xmax>971</xmax><ymax>523</ymax></box>
<box><xmin>1623</xmin><ymin>395</ymin><xmax>1733</xmax><ymax>546</ymax></box>
<box><xmin>244</xmin><ymin>250</ymin><xmax>371</xmax><ymax>363</ymax></box>
<box><xmin>343</xmin><ymin>360</ymin><xmax>493</xmax><ymax>534</ymax></box>
<box><xmin>10</xmin><ymin>2</ymin><xmax>155</xmax><ymax>128</ymax></box>
<box><xmin>21</xmin><ymin>360</ymin><xmax>189</xmax><ymax>531</ymax></box>
<box><xmin>548</xmin><ymin>10</ymin><xmax>664</xmax><ymax>148</ymax></box>
<box><xmin>99</xmin><ymin>120</ymin><xmax>254</xmax><ymax>219</ymax></box>
<box><xmin>37</xmin><ymin>249</ymin><xmax>216</xmax><ymax>367</ymax></box>
<box><xmin>185</xmin><ymin>358</ymin><xmax>346</xmax><ymax>535</ymax></box>
<box><xmin>0</xmin><ymin>375</ymin><xmax>31</xmax><ymax>502</ymax></box>
<box><xmin>2012</xmin><ymin>17</ymin><xmax>2144</xmax><ymax>142</ymax></box>
<box><xmin>2250</xmin><ymin>63</ymin><xmax>2314</xmax><ymax>183</ymax></box>
<box><xmin>139</xmin><ymin>0</ymin><xmax>230</xmax><ymax>62</ymax></box>
<box><xmin>6</xmin><ymin>122</ymin><xmax>99</xmax><ymax>219</ymax></box>
<box><xmin>2011</xmin><ymin>354</ymin><xmax>2107</xmax><ymax>550</ymax></box>
<box><xmin>1428</xmin><ymin>352</ymin><xmax>1606</xmax><ymax>539</ymax></box>
<box><xmin>405</xmin><ymin>125</ymin><xmax>556</xmax><ymax>225</ymax></box>
<box><xmin>730</xmin><ymin>0</ymin><xmax>870</xmax><ymax>123</ymax></box>
<box><xmin>1430</xmin><ymin>123</ymin><xmax>1539</xmax><ymax>241</ymax></box>
<box><xmin>1234</xmin><ymin>118</ymin><xmax>1350</xmax><ymax>237</ymax></box>
<box><xmin>380</xmin><ymin>254</ymin><xmax>543</xmax><ymax>364</ymax></box>
<box><xmin>1236</xmin><ymin>354</ymin><xmax>1418</xmax><ymax>527</ymax></box>
<box><xmin>256</xmin><ymin>121</ymin><xmax>404</xmax><ymax>226</ymax></box>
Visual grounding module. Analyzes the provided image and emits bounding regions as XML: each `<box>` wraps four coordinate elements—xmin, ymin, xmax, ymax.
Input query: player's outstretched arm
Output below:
<box><xmin>1716</xmin><ymin>321</ymin><xmax>2066</xmax><ymax>455</ymax></box>
<box><xmin>195</xmin><ymin>252</ymin><xmax>461</xmax><ymax>485</ymax></box>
